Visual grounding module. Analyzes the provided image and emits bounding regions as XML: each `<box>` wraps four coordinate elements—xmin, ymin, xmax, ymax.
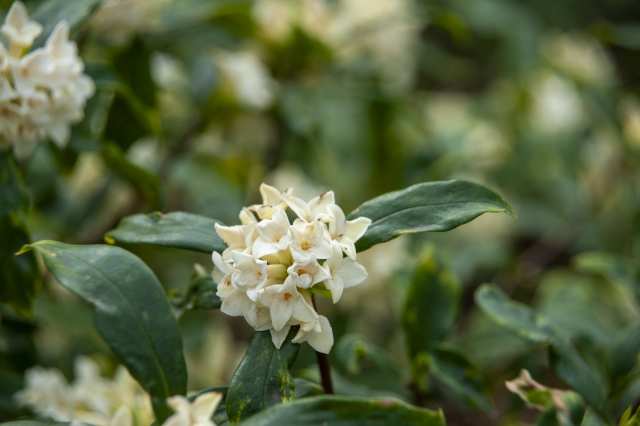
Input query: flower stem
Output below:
<box><xmin>311</xmin><ymin>294</ymin><xmax>334</xmax><ymax>395</ymax></box>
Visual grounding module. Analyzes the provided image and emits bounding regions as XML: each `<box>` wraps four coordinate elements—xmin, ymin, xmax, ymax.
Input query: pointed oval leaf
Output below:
<box><xmin>237</xmin><ymin>395</ymin><xmax>446</xmax><ymax>426</ymax></box>
<box><xmin>573</xmin><ymin>251</ymin><xmax>640</xmax><ymax>303</ymax></box>
<box><xmin>226</xmin><ymin>329</ymin><xmax>300</xmax><ymax>423</ymax></box>
<box><xmin>24</xmin><ymin>241</ymin><xmax>187</xmax><ymax>424</ymax></box>
<box><xmin>426</xmin><ymin>344</ymin><xmax>493</xmax><ymax>413</ymax></box>
<box><xmin>609</xmin><ymin>321</ymin><xmax>640</xmax><ymax>385</ymax></box>
<box><xmin>402</xmin><ymin>246</ymin><xmax>461</xmax><ymax>358</ymax></box>
<box><xmin>105</xmin><ymin>211</ymin><xmax>226</xmax><ymax>253</ymax></box>
<box><xmin>475</xmin><ymin>284</ymin><xmax>610</xmax><ymax>422</ymax></box>
<box><xmin>348</xmin><ymin>179</ymin><xmax>515</xmax><ymax>252</ymax></box>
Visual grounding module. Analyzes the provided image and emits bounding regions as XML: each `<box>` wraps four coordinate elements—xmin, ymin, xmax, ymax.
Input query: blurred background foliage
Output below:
<box><xmin>2</xmin><ymin>0</ymin><xmax>640</xmax><ymax>424</ymax></box>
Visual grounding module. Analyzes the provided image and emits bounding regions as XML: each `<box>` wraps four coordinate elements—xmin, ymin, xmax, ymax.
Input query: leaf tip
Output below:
<box><xmin>104</xmin><ymin>235</ymin><xmax>116</xmax><ymax>245</ymax></box>
<box><xmin>15</xmin><ymin>244</ymin><xmax>33</xmax><ymax>255</ymax></box>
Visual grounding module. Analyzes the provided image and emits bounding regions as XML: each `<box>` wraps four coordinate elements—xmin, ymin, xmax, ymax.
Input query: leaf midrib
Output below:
<box><xmin>358</xmin><ymin>199</ymin><xmax>509</xmax><ymax>224</ymax></box>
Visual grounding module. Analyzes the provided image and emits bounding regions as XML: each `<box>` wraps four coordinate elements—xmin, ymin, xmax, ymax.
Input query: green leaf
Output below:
<box><xmin>31</xmin><ymin>0</ymin><xmax>102</xmax><ymax>47</ymax></box>
<box><xmin>402</xmin><ymin>246</ymin><xmax>461</xmax><ymax>358</ymax></box>
<box><xmin>0</xmin><ymin>422</ymin><xmax>70</xmax><ymax>426</ymax></box>
<box><xmin>608</xmin><ymin>321</ymin><xmax>640</xmax><ymax>388</ymax></box>
<box><xmin>347</xmin><ymin>179</ymin><xmax>515</xmax><ymax>252</ymax></box>
<box><xmin>335</xmin><ymin>334</ymin><xmax>401</xmax><ymax>377</ymax></box>
<box><xmin>236</xmin><ymin>395</ymin><xmax>446</xmax><ymax>426</ymax></box>
<box><xmin>294</xmin><ymin>378</ymin><xmax>324</xmax><ymax>399</ymax></box>
<box><xmin>573</xmin><ymin>251</ymin><xmax>640</xmax><ymax>304</ymax></box>
<box><xmin>100</xmin><ymin>142</ymin><xmax>164</xmax><ymax>209</ymax></box>
<box><xmin>619</xmin><ymin>406</ymin><xmax>640</xmax><ymax>426</ymax></box>
<box><xmin>22</xmin><ymin>241</ymin><xmax>187</xmax><ymax>424</ymax></box>
<box><xmin>105</xmin><ymin>211</ymin><xmax>226</xmax><ymax>253</ymax></box>
<box><xmin>0</xmin><ymin>152</ymin><xmax>39</xmax><ymax>318</ymax></box>
<box><xmin>426</xmin><ymin>344</ymin><xmax>493</xmax><ymax>413</ymax></box>
<box><xmin>169</xmin><ymin>264</ymin><xmax>222</xmax><ymax>313</ymax></box>
<box><xmin>475</xmin><ymin>284</ymin><xmax>610</xmax><ymax>422</ymax></box>
<box><xmin>226</xmin><ymin>329</ymin><xmax>300</xmax><ymax>424</ymax></box>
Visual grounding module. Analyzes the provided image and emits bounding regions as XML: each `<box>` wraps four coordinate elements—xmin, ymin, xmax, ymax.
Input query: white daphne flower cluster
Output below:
<box><xmin>15</xmin><ymin>356</ymin><xmax>153</xmax><ymax>426</ymax></box>
<box><xmin>15</xmin><ymin>357</ymin><xmax>223</xmax><ymax>426</ymax></box>
<box><xmin>0</xmin><ymin>2</ymin><xmax>94</xmax><ymax>158</ymax></box>
<box><xmin>213</xmin><ymin>183</ymin><xmax>372</xmax><ymax>353</ymax></box>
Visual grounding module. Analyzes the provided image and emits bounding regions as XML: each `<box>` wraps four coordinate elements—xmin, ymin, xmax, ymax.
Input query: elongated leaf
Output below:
<box><xmin>237</xmin><ymin>395</ymin><xmax>446</xmax><ymax>426</ymax></box>
<box><xmin>475</xmin><ymin>284</ymin><xmax>610</xmax><ymax>421</ymax></box>
<box><xmin>0</xmin><ymin>152</ymin><xmax>39</xmax><ymax>318</ymax></box>
<box><xmin>426</xmin><ymin>344</ymin><xmax>493</xmax><ymax>413</ymax></box>
<box><xmin>294</xmin><ymin>378</ymin><xmax>324</xmax><ymax>399</ymax></box>
<box><xmin>106</xmin><ymin>211</ymin><xmax>225</xmax><ymax>253</ymax></box>
<box><xmin>402</xmin><ymin>246</ymin><xmax>460</xmax><ymax>358</ymax></box>
<box><xmin>0</xmin><ymin>422</ymin><xmax>69</xmax><ymax>426</ymax></box>
<box><xmin>609</xmin><ymin>321</ymin><xmax>640</xmax><ymax>385</ymax></box>
<box><xmin>573</xmin><ymin>252</ymin><xmax>640</xmax><ymax>303</ymax></box>
<box><xmin>347</xmin><ymin>179</ymin><xmax>515</xmax><ymax>252</ymax></box>
<box><xmin>31</xmin><ymin>0</ymin><xmax>102</xmax><ymax>47</ymax></box>
<box><xmin>22</xmin><ymin>241</ymin><xmax>187</xmax><ymax>424</ymax></box>
<box><xmin>226</xmin><ymin>329</ymin><xmax>300</xmax><ymax>423</ymax></box>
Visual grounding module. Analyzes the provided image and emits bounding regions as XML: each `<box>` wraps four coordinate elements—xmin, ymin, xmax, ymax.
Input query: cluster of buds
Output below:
<box><xmin>0</xmin><ymin>2</ymin><xmax>94</xmax><ymax>157</ymax></box>
<box><xmin>213</xmin><ymin>184</ymin><xmax>371</xmax><ymax>353</ymax></box>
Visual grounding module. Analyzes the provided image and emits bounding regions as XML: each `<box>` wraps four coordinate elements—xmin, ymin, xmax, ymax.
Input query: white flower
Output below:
<box><xmin>71</xmin><ymin>356</ymin><xmax>112</xmax><ymax>416</ymax></box>
<box><xmin>214</xmin><ymin>223</ymin><xmax>247</xmax><ymax>262</ymax></box>
<box><xmin>290</xmin><ymin>219</ymin><xmax>333</xmax><ymax>260</ymax></box>
<box><xmin>286</xmin><ymin>190</ymin><xmax>335</xmax><ymax>223</ymax></box>
<box><xmin>215</xmin><ymin>50</ymin><xmax>275</xmax><ymax>110</ymax></box>
<box><xmin>323</xmin><ymin>241</ymin><xmax>368</xmax><ymax>303</ymax></box>
<box><xmin>253</xmin><ymin>209</ymin><xmax>293</xmax><ymax>258</ymax></box>
<box><xmin>221</xmin><ymin>288</ymin><xmax>271</xmax><ymax>329</ymax></box>
<box><xmin>212</xmin><ymin>251</ymin><xmax>238</xmax><ymax>298</ymax></box>
<box><xmin>287</xmin><ymin>250</ymin><xmax>331</xmax><ymax>288</ymax></box>
<box><xmin>162</xmin><ymin>392</ymin><xmax>223</xmax><ymax>426</ymax></box>
<box><xmin>327</xmin><ymin>204</ymin><xmax>371</xmax><ymax>259</ymax></box>
<box><xmin>269</xmin><ymin>325</ymin><xmax>292</xmax><ymax>349</ymax></box>
<box><xmin>1</xmin><ymin>1</ymin><xmax>42</xmax><ymax>51</ymax></box>
<box><xmin>258</xmin><ymin>273</ymin><xmax>318</xmax><ymax>331</ymax></box>
<box><xmin>14</xmin><ymin>366</ymin><xmax>75</xmax><ymax>421</ymax></box>
<box><xmin>292</xmin><ymin>315</ymin><xmax>334</xmax><ymax>353</ymax></box>
<box><xmin>250</xmin><ymin>183</ymin><xmax>293</xmax><ymax>220</ymax></box>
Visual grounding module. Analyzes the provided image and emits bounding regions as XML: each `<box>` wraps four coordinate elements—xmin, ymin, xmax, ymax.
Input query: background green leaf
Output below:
<box><xmin>24</xmin><ymin>241</ymin><xmax>187</xmax><ymax>424</ymax></box>
<box><xmin>226</xmin><ymin>329</ymin><xmax>300</xmax><ymax>424</ymax></box>
<box><xmin>169</xmin><ymin>264</ymin><xmax>222</xmax><ymax>313</ymax></box>
<box><xmin>608</xmin><ymin>321</ymin><xmax>640</xmax><ymax>388</ymax></box>
<box><xmin>105</xmin><ymin>211</ymin><xmax>225</xmax><ymax>253</ymax></box>
<box><xmin>426</xmin><ymin>344</ymin><xmax>494</xmax><ymax>413</ymax></box>
<box><xmin>31</xmin><ymin>0</ymin><xmax>102</xmax><ymax>47</ymax></box>
<box><xmin>475</xmin><ymin>284</ymin><xmax>610</xmax><ymax>421</ymax></box>
<box><xmin>348</xmin><ymin>179</ymin><xmax>515</xmax><ymax>252</ymax></box>
<box><xmin>236</xmin><ymin>395</ymin><xmax>446</xmax><ymax>426</ymax></box>
<box><xmin>573</xmin><ymin>252</ymin><xmax>640</xmax><ymax>304</ymax></box>
<box><xmin>0</xmin><ymin>152</ymin><xmax>39</xmax><ymax>318</ymax></box>
<box><xmin>402</xmin><ymin>246</ymin><xmax>461</xmax><ymax>358</ymax></box>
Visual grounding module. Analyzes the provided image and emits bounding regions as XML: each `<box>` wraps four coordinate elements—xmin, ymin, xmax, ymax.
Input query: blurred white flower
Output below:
<box><xmin>162</xmin><ymin>392</ymin><xmax>223</xmax><ymax>426</ymax></box>
<box><xmin>528</xmin><ymin>72</ymin><xmax>585</xmax><ymax>135</ymax></box>
<box><xmin>542</xmin><ymin>33</ymin><xmax>615</xmax><ymax>86</ymax></box>
<box><xmin>214</xmin><ymin>50</ymin><xmax>275</xmax><ymax>110</ymax></box>
<box><xmin>14</xmin><ymin>366</ymin><xmax>75</xmax><ymax>421</ymax></box>
<box><xmin>89</xmin><ymin>0</ymin><xmax>168</xmax><ymax>46</ymax></box>
<box><xmin>0</xmin><ymin>2</ymin><xmax>94</xmax><ymax>158</ymax></box>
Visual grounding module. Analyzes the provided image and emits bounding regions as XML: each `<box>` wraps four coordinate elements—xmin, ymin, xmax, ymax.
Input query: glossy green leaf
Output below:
<box><xmin>426</xmin><ymin>344</ymin><xmax>493</xmax><ymax>413</ymax></box>
<box><xmin>335</xmin><ymin>334</ymin><xmax>400</xmax><ymax>378</ymax></box>
<box><xmin>100</xmin><ymin>143</ymin><xmax>164</xmax><ymax>209</ymax></box>
<box><xmin>31</xmin><ymin>0</ymin><xmax>102</xmax><ymax>47</ymax></box>
<box><xmin>618</xmin><ymin>406</ymin><xmax>640</xmax><ymax>426</ymax></box>
<box><xmin>169</xmin><ymin>264</ymin><xmax>222</xmax><ymax>314</ymax></box>
<box><xmin>0</xmin><ymin>422</ymin><xmax>69</xmax><ymax>426</ymax></box>
<box><xmin>475</xmin><ymin>284</ymin><xmax>610</xmax><ymax>421</ymax></box>
<box><xmin>402</xmin><ymin>246</ymin><xmax>461</xmax><ymax>358</ymax></box>
<box><xmin>226</xmin><ymin>329</ymin><xmax>300</xmax><ymax>424</ymax></box>
<box><xmin>347</xmin><ymin>179</ymin><xmax>515</xmax><ymax>252</ymax></box>
<box><xmin>237</xmin><ymin>395</ymin><xmax>446</xmax><ymax>426</ymax></box>
<box><xmin>105</xmin><ymin>211</ymin><xmax>226</xmax><ymax>253</ymax></box>
<box><xmin>294</xmin><ymin>378</ymin><xmax>324</xmax><ymax>399</ymax></box>
<box><xmin>573</xmin><ymin>251</ymin><xmax>640</xmax><ymax>303</ymax></box>
<box><xmin>608</xmin><ymin>321</ymin><xmax>640</xmax><ymax>387</ymax></box>
<box><xmin>21</xmin><ymin>241</ymin><xmax>187</xmax><ymax>424</ymax></box>
<box><xmin>0</xmin><ymin>152</ymin><xmax>39</xmax><ymax>318</ymax></box>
